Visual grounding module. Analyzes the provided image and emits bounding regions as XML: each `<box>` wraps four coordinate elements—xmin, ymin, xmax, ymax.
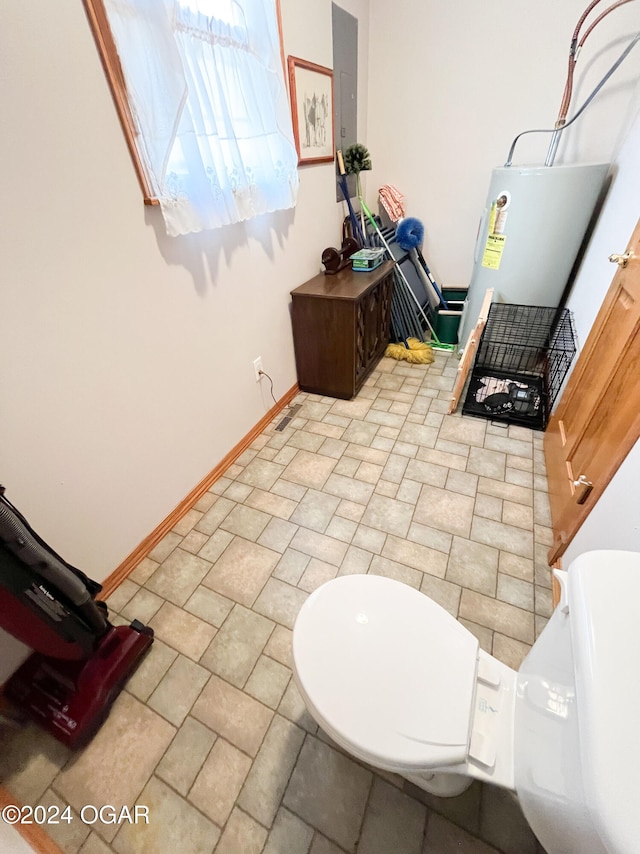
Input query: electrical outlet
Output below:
<box><xmin>252</xmin><ymin>356</ymin><xmax>263</xmax><ymax>382</ymax></box>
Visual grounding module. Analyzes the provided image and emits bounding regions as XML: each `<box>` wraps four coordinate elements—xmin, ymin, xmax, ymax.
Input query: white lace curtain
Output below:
<box><xmin>104</xmin><ymin>0</ymin><xmax>299</xmax><ymax>236</ymax></box>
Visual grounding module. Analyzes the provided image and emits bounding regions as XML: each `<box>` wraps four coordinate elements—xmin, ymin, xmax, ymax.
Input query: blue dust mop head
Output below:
<box><xmin>396</xmin><ymin>217</ymin><xmax>424</xmax><ymax>251</ymax></box>
<box><xmin>396</xmin><ymin>217</ymin><xmax>450</xmax><ymax>311</ymax></box>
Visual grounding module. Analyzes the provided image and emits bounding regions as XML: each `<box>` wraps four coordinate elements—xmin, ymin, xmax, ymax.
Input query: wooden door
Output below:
<box><xmin>545</xmin><ymin>217</ymin><xmax>640</xmax><ymax>564</ymax></box>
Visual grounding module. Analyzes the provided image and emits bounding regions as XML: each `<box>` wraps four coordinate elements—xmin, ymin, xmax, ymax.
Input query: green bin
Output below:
<box><xmin>441</xmin><ymin>286</ymin><xmax>469</xmax><ymax>301</ymax></box>
<box><xmin>434</xmin><ymin>301</ymin><xmax>464</xmax><ymax>344</ymax></box>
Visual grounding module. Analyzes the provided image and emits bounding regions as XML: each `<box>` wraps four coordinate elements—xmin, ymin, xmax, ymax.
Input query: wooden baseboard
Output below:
<box><xmin>101</xmin><ymin>383</ymin><xmax>299</xmax><ymax>599</ymax></box>
<box><xmin>0</xmin><ymin>385</ymin><xmax>300</xmax><ymax>853</ymax></box>
<box><xmin>0</xmin><ymin>787</ymin><xmax>64</xmax><ymax>854</ymax></box>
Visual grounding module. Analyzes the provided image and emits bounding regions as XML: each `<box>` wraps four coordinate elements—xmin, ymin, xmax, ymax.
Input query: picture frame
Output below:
<box><xmin>287</xmin><ymin>56</ymin><xmax>335</xmax><ymax>166</ymax></box>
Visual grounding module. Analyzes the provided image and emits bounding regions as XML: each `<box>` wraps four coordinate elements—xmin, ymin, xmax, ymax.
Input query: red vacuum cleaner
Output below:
<box><xmin>0</xmin><ymin>486</ymin><xmax>153</xmax><ymax>748</ymax></box>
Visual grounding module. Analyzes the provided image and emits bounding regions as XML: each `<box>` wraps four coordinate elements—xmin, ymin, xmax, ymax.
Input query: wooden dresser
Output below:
<box><xmin>290</xmin><ymin>261</ymin><xmax>394</xmax><ymax>399</ymax></box>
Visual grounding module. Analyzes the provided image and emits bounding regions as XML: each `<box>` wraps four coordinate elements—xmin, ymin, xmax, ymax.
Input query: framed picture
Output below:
<box><xmin>287</xmin><ymin>56</ymin><xmax>334</xmax><ymax>165</ymax></box>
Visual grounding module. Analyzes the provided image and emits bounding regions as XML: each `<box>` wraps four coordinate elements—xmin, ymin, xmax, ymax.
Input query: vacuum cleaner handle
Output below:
<box><xmin>0</xmin><ymin>488</ymin><xmax>108</xmax><ymax>634</ymax></box>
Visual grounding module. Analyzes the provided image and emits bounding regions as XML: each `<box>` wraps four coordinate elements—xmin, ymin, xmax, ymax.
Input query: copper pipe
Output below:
<box><xmin>573</xmin><ymin>0</ymin><xmax>608</xmax><ymax>42</ymax></box>
<box><xmin>578</xmin><ymin>0</ymin><xmax>636</xmax><ymax>48</ymax></box>
<box><xmin>554</xmin><ymin>0</ymin><xmax>636</xmax><ymax>128</ymax></box>
<box><xmin>555</xmin><ymin>0</ymin><xmax>605</xmax><ymax>127</ymax></box>
<box><xmin>508</xmin><ymin>30</ymin><xmax>640</xmax><ymax>167</ymax></box>
<box><xmin>556</xmin><ymin>56</ymin><xmax>576</xmax><ymax>128</ymax></box>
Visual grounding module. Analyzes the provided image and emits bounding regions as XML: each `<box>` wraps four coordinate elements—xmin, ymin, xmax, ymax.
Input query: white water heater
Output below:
<box><xmin>457</xmin><ymin>162</ymin><xmax>609</xmax><ymax>347</ymax></box>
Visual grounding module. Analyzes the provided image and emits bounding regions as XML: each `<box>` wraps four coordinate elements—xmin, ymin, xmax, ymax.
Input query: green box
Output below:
<box><xmin>442</xmin><ymin>285</ymin><xmax>469</xmax><ymax>301</ymax></box>
<box><xmin>351</xmin><ymin>248</ymin><xmax>386</xmax><ymax>271</ymax></box>
<box><xmin>434</xmin><ymin>305</ymin><xmax>463</xmax><ymax>344</ymax></box>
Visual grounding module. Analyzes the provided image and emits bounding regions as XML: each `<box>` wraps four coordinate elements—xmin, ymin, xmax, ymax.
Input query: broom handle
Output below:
<box><xmin>337</xmin><ymin>152</ymin><xmax>365</xmax><ymax>245</ymax></box>
<box><xmin>414</xmin><ymin>247</ymin><xmax>449</xmax><ymax>310</ymax></box>
<box><xmin>340</xmin><ymin>178</ymin><xmax>365</xmax><ymax>245</ymax></box>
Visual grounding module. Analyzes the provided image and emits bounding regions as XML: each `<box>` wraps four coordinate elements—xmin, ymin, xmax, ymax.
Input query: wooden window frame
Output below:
<box><xmin>83</xmin><ymin>0</ymin><xmax>159</xmax><ymax>205</ymax></box>
<box><xmin>82</xmin><ymin>0</ymin><xmax>287</xmax><ymax>207</ymax></box>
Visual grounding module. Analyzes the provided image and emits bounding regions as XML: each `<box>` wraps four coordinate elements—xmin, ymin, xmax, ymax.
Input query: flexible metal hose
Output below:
<box><xmin>505</xmin><ymin>30</ymin><xmax>639</xmax><ymax>166</ymax></box>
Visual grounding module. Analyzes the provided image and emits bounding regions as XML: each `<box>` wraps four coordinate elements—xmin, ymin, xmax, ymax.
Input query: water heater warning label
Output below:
<box><xmin>482</xmin><ymin>233</ymin><xmax>506</xmax><ymax>269</ymax></box>
<box><xmin>481</xmin><ymin>195</ymin><xmax>509</xmax><ymax>269</ymax></box>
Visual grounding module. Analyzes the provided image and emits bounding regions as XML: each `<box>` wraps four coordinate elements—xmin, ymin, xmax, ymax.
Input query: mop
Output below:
<box><xmin>378</xmin><ymin>225</ymin><xmax>433</xmax><ymax>341</ymax></box>
<box><xmin>386</xmin><ymin>336</ymin><xmax>435</xmax><ymax>365</ymax></box>
<box><xmin>359</xmin><ymin>197</ymin><xmax>457</xmax><ymax>353</ymax></box>
<box><xmin>386</xmin><ymin>264</ymin><xmax>434</xmax><ymax>364</ymax></box>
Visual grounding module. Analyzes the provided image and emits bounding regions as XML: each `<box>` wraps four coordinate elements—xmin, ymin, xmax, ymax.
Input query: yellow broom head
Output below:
<box><xmin>385</xmin><ymin>338</ymin><xmax>434</xmax><ymax>365</ymax></box>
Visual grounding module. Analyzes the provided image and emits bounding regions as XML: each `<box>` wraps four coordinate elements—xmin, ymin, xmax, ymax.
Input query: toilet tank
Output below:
<box><xmin>514</xmin><ymin>551</ymin><xmax>640</xmax><ymax>854</ymax></box>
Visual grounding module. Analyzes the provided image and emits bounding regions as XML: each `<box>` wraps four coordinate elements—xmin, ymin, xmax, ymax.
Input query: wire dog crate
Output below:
<box><xmin>462</xmin><ymin>303</ymin><xmax>576</xmax><ymax>430</ymax></box>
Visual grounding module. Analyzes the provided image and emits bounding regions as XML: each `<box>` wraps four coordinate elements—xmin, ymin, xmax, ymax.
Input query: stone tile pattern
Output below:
<box><xmin>0</xmin><ymin>354</ymin><xmax>551</xmax><ymax>854</ymax></box>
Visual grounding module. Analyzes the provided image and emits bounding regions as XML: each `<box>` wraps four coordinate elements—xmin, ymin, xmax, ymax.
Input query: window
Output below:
<box><xmin>84</xmin><ymin>0</ymin><xmax>299</xmax><ymax>236</ymax></box>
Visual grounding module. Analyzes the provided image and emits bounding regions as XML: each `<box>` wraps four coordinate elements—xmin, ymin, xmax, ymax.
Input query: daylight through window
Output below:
<box><xmin>90</xmin><ymin>0</ymin><xmax>299</xmax><ymax>235</ymax></box>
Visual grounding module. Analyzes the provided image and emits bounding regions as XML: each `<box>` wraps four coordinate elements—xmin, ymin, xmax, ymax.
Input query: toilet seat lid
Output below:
<box><xmin>293</xmin><ymin>575</ymin><xmax>479</xmax><ymax>770</ymax></box>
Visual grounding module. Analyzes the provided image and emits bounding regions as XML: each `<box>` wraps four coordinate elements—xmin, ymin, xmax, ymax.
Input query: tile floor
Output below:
<box><xmin>0</xmin><ymin>352</ymin><xmax>552</xmax><ymax>854</ymax></box>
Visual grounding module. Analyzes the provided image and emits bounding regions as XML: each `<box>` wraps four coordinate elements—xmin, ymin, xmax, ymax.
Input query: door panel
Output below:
<box><xmin>544</xmin><ymin>217</ymin><xmax>640</xmax><ymax>563</ymax></box>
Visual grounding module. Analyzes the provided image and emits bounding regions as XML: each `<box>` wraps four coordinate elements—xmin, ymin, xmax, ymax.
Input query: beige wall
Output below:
<box><xmin>366</xmin><ymin>0</ymin><xmax>640</xmax><ymax>287</ymax></box>
<box><xmin>0</xmin><ymin>0</ymin><xmax>367</xmax><ymax>580</ymax></box>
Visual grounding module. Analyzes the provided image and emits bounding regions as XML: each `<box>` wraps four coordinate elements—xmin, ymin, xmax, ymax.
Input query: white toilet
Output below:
<box><xmin>292</xmin><ymin>550</ymin><xmax>640</xmax><ymax>854</ymax></box>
